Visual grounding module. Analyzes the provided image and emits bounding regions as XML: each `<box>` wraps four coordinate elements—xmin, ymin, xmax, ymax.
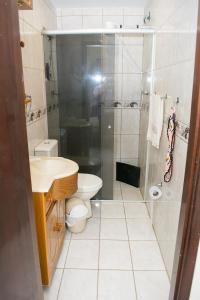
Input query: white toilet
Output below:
<box><xmin>34</xmin><ymin>140</ymin><xmax>103</xmax><ymax>218</ymax></box>
<box><xmin>73</xmin><ymin>173</ymin><xmax>102</xmax><ymax>218</ymax></box>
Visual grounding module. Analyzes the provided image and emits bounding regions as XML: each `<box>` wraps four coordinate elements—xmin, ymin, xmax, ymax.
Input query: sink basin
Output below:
<box><xmin>29</xmin><ymin>157</ymin><xmax>79</xmax><ymax>193</ymax></box>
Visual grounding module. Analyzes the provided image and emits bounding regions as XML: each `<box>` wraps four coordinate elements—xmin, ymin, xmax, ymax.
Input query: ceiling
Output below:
<box><xmin>50</xmin><ymin>0</ymin><xmax>147</xmax><ymax>8</ymax></box>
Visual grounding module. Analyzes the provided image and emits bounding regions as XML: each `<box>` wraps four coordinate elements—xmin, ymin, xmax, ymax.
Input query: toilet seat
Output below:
<box><xmin>77</xmin><ymin>173</ymin><xmax>102</xmax><ymax>193</ymax></box>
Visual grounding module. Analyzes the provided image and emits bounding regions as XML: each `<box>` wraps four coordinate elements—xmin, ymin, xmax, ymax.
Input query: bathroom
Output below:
<box><xmin>1</xmin><ymin>0</ymin><xmax>200</xmax><ymax>299</ymax></box>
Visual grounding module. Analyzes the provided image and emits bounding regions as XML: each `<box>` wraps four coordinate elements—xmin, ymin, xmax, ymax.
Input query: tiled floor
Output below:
<box><xmin>44</xmin><ymin>200</ymin><xmax>170</xmax><ymax>300</ymax></box>
<box><xmin>113</xmin><ymin>181</ymin><xmax>143</xmax><ymax>201</ymax></box>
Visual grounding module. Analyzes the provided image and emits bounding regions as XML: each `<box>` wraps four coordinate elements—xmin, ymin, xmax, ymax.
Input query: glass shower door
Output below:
<box><xmin>54</xmin><ymin>34</ymin><xmax>115</xmax><ymax>199</ymax></box>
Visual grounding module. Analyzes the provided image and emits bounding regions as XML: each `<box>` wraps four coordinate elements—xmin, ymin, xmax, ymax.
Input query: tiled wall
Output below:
<box><xmin>56</xmin><ymin>7</ymin><xmax>144</xmax><ymax>30</ymax></box>
<box><xmin>113</xmin><ymin>34</ymin><xmax>143</xmax><ymax>177</ymax></box>
<box><xmin>141</xmin><ymin>0</ymin><xmax>198</xmax><ymax>278</ymax></box>
<box><xmin>18</xmin><ymin>0</ymin><xmax>57</xmax><ymax>155</ymax></box>
<box><xmin>138</xmin><ymin>34</ymin><xmax>153</xmax><ymax>197</ymax></box>
<box><xmin>55</xmin><ymin>6</ymin><xmax>144</xmax><ymax>177</ymax></box>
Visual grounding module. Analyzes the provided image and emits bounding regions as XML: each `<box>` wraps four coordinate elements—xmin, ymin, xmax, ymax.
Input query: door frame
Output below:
<box><xmin>169</xmin><ymin>2</ymin><xmax>200</xmax><ymax>299</ymax></box>
<box><xmin>0</xmin><ymin>1</ymin><xmax>43</xmax><ymax>299</ymax></box>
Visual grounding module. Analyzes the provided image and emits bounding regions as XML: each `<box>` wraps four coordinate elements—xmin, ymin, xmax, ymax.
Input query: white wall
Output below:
<box><xmin>113</xmin><ymin>34</ymin><xmax>143</xmax><ymax>179</ymax></box>
<box><xmin>56</xmin><ymin>7</ymin><xmax>144</xmax><ymax>30</ymax></box>
<box><xmin>190</xmin><ymin>240</ymin><xmax>200</xmax><ymax>300</ymax></box>
<box><xmin>18</xmin><ymin>0</ymin><xmax>57</xmax><ymax>155</ymax></box>
<box><xmin>141</xmin><ymin>0</ymin><xmax>198</xmax><ymax>278</ymax></box>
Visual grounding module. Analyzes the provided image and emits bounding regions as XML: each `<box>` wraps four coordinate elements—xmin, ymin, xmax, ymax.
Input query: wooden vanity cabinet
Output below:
<box><xmin>32</xmin><ymin>172</ymin><xmax>78</xmax><ymax>285</ymax></box>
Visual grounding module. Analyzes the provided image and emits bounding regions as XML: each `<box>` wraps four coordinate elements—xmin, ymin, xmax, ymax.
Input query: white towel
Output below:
<box><xmin>147</xmin><ymin>94</ymin><xmax>164</xmax><ymax>149</ymax></box>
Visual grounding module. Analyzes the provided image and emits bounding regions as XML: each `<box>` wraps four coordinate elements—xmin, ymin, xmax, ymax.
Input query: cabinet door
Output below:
<box><xmin>57</xmin><ymin>200</ymin><xmax>66</xmax><ymax>246</ymax></box>
<box><xmin>46</xmin><ymin>201</ymin><xmax>58</xmax><ymax>277</ymax></box>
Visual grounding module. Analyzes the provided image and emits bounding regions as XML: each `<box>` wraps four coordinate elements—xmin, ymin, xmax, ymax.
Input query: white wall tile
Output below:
<box><xmin>82</xmin><ymin>8</ymin><xmax>102</xmax><ymax>15</ymax></box>
<box><xmin>61</xmin><ymin>7</ymin><xmax>82</xmax><ymax>16</ymax></box>
<box><xmin>103</xmin><ymin>8</ymin><xmax>123</xmax><ymax>16</ymax></box>
<box><xmin>115</xmin><ymin>45</ymin><xmax>123</xmax><ymax>74</ymax></box>
<box><xmin>82</xmin><ymin>16</ymin><xmax>102</xmax><ymax>29</ymax></box>
<box><xmin>103</xmin><ymin>16</ymin><xmax>123</xmax><ymax>28</ymax></box>
<box><xmin>123</xmin><ymin>45</ymin><xmax>143</xmax><ymax>74</ymax></box>
<box><xmin>23</xmin><ymin>68</ymin><xmax>46</xmax><ymax>109</ymax></box>
<box><xmin>120</xmin><ymin>158</ymin><xmax>139</xmax><ymax>167</ymax></box>
<box><xmin>124</xmin><ymin>16</ymin><xmax>144</xmax><ymax>28</ymax></box>
<box><xmin>121</xmin><ymin>134</ymin><xmax>139</xmax><ymax>159</ymax></box>
<box><xmin>19</xmin><ymin>0</ymin><xmax>56</xmax><ymax>156</ymax></box>
<box><xmin>114</xmin><ymin>134</ymin><xmax>121</xmax><ymax>158</ymax></box>
<box><xmin>62</xmin><ymin>16</ymin><xmax>82</xmax><ymax>29</ymax></box>
<box><xmin>123</xmin><ymin>7</ymin><xmax>144</xmax><ymax>15</ymax></box>
<box><xmin>140</xmin><ymin>0</ymin><xmax>198</xmax><ymax>280</ymax></box>
<box><xmin>57</xmin><ymin>16</ymin><xmax>62</xmax><ymax>29</ymax></box>
<box><xmin>56</xmin><ymin>8</ymin><xmax>61</xmax><ymax>17</ymax></box>
<box><xmin>114</xmin><ymin>108</ymin><xmax>121</xmax><ymax>134</ymax></box>
<box><xmin>114</xmin><ymin>74</ymin><xmax>122</xmax><ymax>101</ymax></box>
<box><xmin>26</xmin><ymin>117</ymin><xmax>48</xmax><ymax>155</ymax></box>
<box><xmin>121</xmin><ymin>109</ymin><xmax>140</xmax><ymax>134</ymax></box>
<box><xmin>122</xmin><ymin>74</ymin><xmax>142</xmax><ymax>102</ymax></box>
<box><xmin>117</xmin><ymin>34</ymin><xmax>144</xmax><ymax>46</ymax></box>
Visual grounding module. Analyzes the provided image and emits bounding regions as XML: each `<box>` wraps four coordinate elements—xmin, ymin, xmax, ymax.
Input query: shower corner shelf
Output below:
<box><xmin>42</xmin><ymin>28</ymin><xmax>155</xmax><ymax>36</ymax></box>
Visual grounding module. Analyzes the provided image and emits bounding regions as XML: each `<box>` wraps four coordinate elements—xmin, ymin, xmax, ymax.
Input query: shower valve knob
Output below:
<box><xmin>108</xmin><ymin>125</ymin><xmax>112</xmax><ymax>129</ymax></box>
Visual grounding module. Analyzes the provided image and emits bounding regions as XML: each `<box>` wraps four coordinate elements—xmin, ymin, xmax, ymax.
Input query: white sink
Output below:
<box><xmin>30</xmin><ymin>157</ymin><xmax>79</xmax><ymax>193</ymax></box>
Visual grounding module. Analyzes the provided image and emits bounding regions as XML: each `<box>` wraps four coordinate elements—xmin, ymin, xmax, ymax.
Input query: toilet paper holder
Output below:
<box><xmin>149</xmin><ymin>185</ymin><xmax>162</xmax><ymax>200</ymax></box>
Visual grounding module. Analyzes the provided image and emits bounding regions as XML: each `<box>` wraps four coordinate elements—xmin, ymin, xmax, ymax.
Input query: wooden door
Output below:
<box><xmin>0</xmin><ymin>1</ymin><xmax>43</xmax><ymax>299</ymax></box>
<box><xmin>169</xmin><ymin>2</ymin><xmax>200</xmax><ymax>298</ymax></box>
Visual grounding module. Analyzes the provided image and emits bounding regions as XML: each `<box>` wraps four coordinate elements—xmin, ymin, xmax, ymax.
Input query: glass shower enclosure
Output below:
<box><xmin>43</xmin><ymin>34</ymin><xmax>115</xmax><ymax>199</ymax></box>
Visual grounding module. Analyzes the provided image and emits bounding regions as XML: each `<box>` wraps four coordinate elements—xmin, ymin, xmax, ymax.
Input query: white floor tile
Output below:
<box><xmin>101</xmin><ymin>203</ymin><xmax>125</xmax><ymax>218</ymax></box>
<box><xmin>98</xmin><ymin>270</ymin><xmax>137</xmax><ymax>300</ymax></box>
<box><xmin>101</xmin><ymin>218</ymin><xmax>128</xmax><ymax>240</ymax></box>
<box><xmin>72</xmin><ymin>217</ymin><xmax>100</xmax><ymax>240</ymax></box>
<box><xmin>65</xmin><ymin>240</ymin><xmax>99</xmax><ymax>269</ymax></box>
<box><xmin>65</xmin><ymin>230</ymin><xmax>72</xmax><ymax>240</ymax></box>
<box><xmin>134</xmin><ymin>271</ymin><xmax>170</xmax><ymax>300</ymax></box>
<box><xmin>58</xmin><ymin>269</ymin><xmax>98</xmax><ymax>300</ymax></box>
<box><xmin>43</xmin><ymin>269</ymin><xmax>63</xmax><ymax>300</ymax></box>
<box><xmin>120</xmin><ymin>182</ymin><xmax>137</xmax><ymax>189</ymax></box>
<box><xmin>91</xmin><ymin>201</ymin><xmax>101</xmax><ymax>218</ymax></box>
<box><xmin>127</xmin><ymin>218</ymin><xmax>156</xmax><ymax>241</ymax></box>
<box><xmin>124</xmin><ymin>203</ymin><xmax>148</xmax><ymax>218</ymax></box>
<box><xmin>56</xmin><ymin>240</ymin><xmax>70</xmax><ymax>268</ymax></box>
<box><xmin>99</xmin><ymin>240</ymin><xmax>132</xmax><ymax>270</ymax></box>
<box><xmin>121</xmin><ymin>185</ymin><xmax>143</xmax><ymax>201</ymax></box>
<box><xmin>130</xmin><ymin>241</ymin><xmax>165</xmax><ymax>270</ymax></box>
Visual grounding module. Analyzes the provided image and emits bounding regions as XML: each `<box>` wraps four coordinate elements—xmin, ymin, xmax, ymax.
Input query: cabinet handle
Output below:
<box><xmin>53</xmin><ymin>223</ymin><xmax>63</xmax><ymax>232</ymax></box>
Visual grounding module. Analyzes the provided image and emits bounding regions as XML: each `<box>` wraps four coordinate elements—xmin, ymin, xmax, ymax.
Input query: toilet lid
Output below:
<box><xmin>78</xmin><ymin>173</ymin><xmax>103</xmax><ymax>192</ymax></box>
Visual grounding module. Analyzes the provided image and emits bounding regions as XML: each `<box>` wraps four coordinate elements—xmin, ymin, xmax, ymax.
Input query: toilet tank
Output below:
<box><xmin>34</xmin><ymin>139</ymin><xmax>58</xmax><ymax>157</ymax></box>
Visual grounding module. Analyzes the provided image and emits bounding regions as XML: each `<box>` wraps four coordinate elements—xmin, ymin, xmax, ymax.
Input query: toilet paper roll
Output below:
<box><xmin>149</xmin><ymin>186</ymin><xmax>162</xmax><ymax>200</ymax></box>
